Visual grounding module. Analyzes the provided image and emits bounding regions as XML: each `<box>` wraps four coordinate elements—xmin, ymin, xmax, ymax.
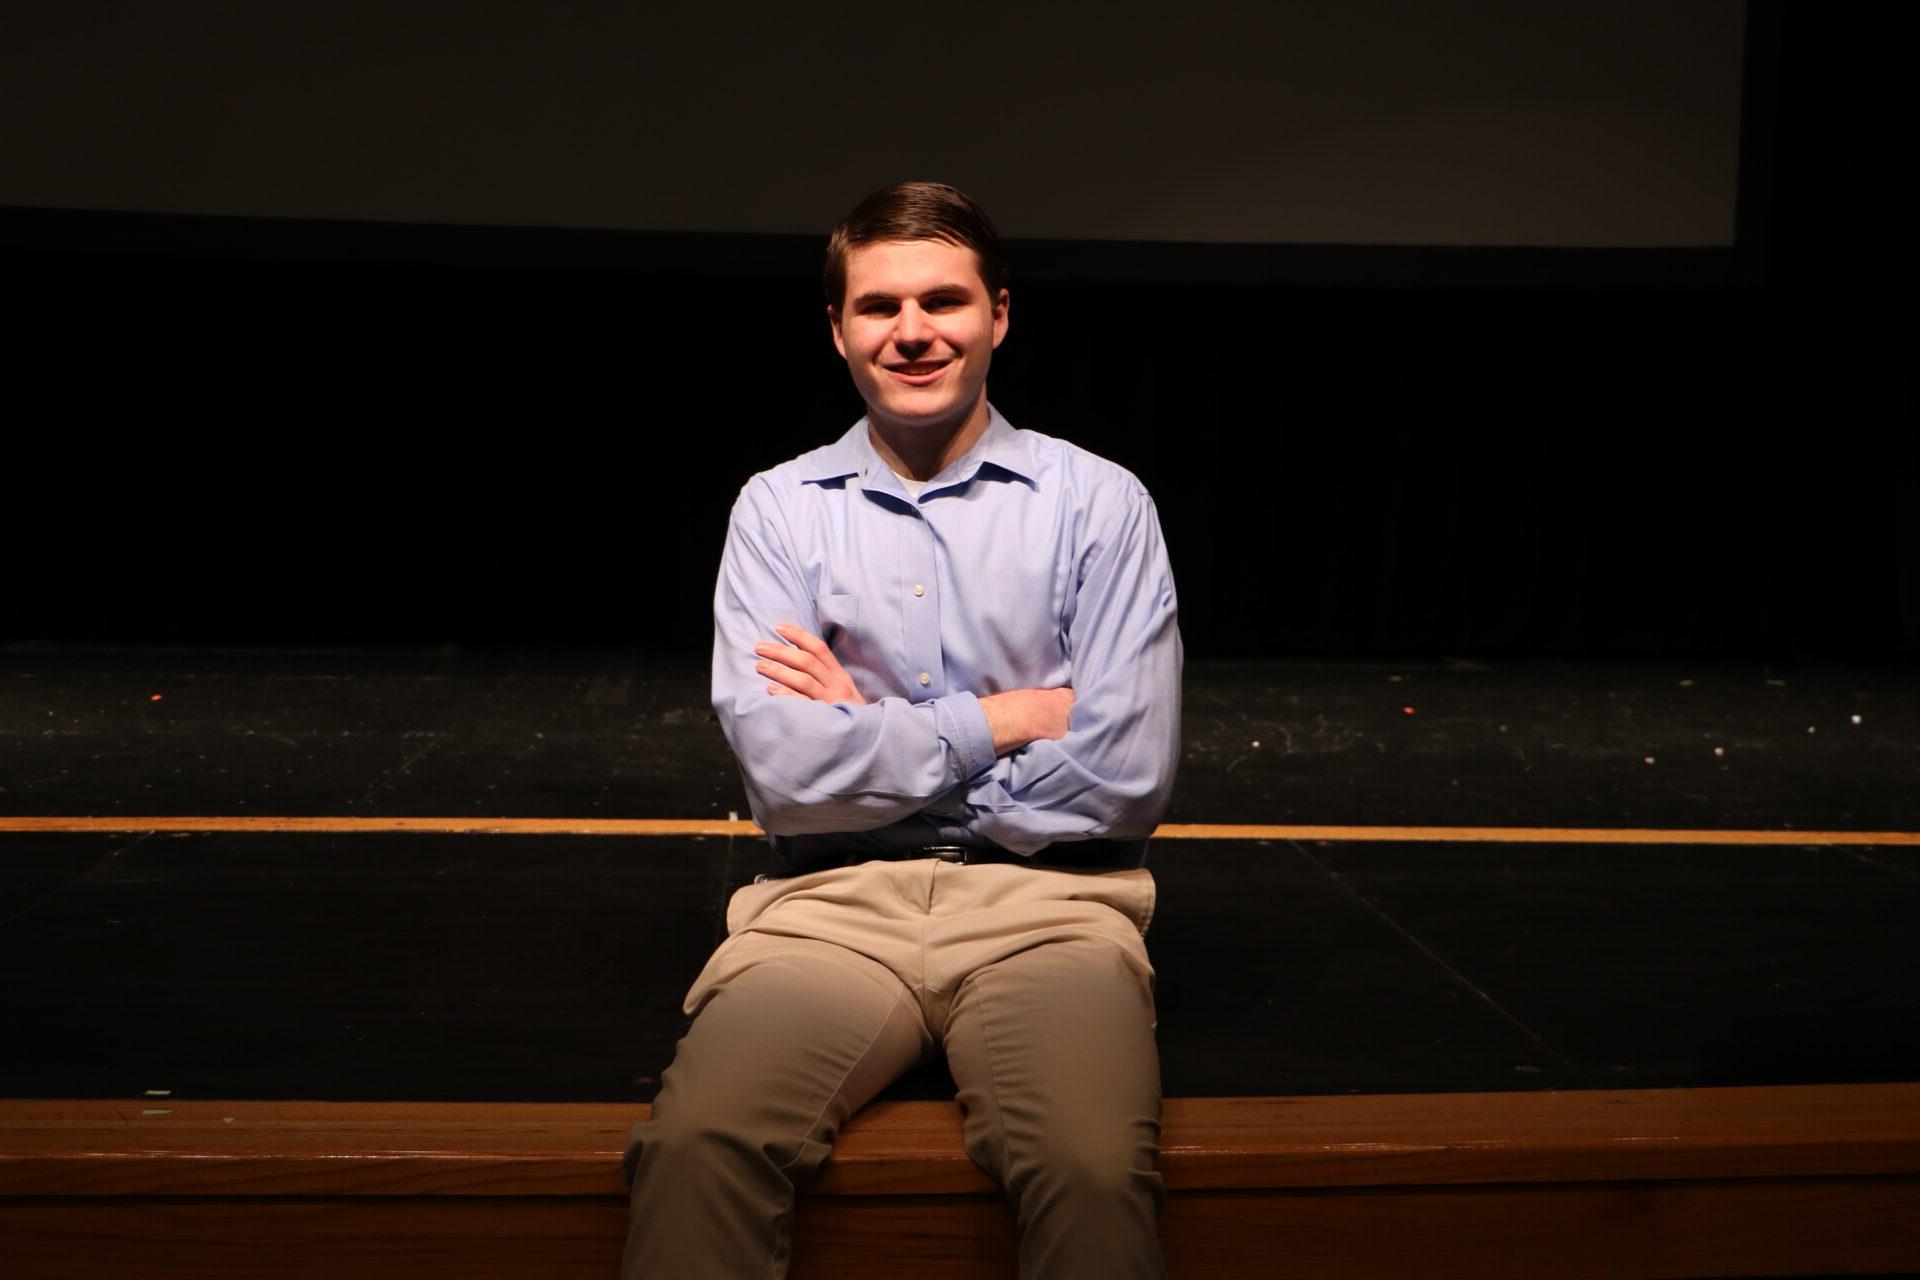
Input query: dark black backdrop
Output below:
<box><xmin>4</xmin><ymin>3</ymin><xmax>1912</xmax><ymax>659</ymax></box>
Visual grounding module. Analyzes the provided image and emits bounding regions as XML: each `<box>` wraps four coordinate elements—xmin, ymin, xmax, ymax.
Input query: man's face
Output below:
<box><xmin>829</xmin><ymin>238</ymin><xmax>1009</xmax><ymax>435</ymax></box>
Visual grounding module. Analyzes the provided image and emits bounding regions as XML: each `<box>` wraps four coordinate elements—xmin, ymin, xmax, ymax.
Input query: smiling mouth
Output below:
<box><xmin>884</xmin><ymin>361</ymin><xmax>951</xmax><ymax>386</ymax></box>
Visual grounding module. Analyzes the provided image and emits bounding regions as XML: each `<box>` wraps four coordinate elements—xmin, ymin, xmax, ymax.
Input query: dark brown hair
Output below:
<box><xmin>823</xmin><ymin>181</ymin><xmax>1006</xmax><ymax>309</ymax></box>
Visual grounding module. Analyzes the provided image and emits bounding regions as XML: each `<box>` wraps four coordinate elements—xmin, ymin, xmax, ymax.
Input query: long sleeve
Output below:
<box><xmin>712</xmin><ymin>476</ymin><xmax>998</xmax><ymax>836</ymax></box>
<box><xmin>928</xmin><ymin>487</ymin><xmax>1183</xmax><ymax>855</ymax></box>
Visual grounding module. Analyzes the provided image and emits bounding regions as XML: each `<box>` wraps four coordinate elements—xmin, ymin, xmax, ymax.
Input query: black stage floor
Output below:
<box><xmin>1</xmin><ymin>643</ymin><xmax>1915</xmax><ymax>1103</ymax></box>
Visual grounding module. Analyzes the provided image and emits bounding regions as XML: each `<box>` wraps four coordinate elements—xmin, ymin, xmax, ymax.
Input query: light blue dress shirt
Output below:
<box><xmin>712</xmin><ymin>406</ymin><xmax>1182</xmax><ymax>866</ymax></box>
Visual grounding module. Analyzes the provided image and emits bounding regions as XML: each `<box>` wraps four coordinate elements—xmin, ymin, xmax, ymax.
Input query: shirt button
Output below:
<box><xmin>912</xmin><ymin>583</ymin><xmax>925</xmax><ymax>597</ymax></box>
<box><xmin>918</xmin><ymin>671</ymin><xmax>931</xmax><ymax>686</ymax></box>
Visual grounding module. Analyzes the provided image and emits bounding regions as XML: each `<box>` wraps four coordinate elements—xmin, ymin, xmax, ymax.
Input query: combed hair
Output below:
<box><xmin>824</xmin><ymin>181</ymin><xmax>1006</xmax><ymax>308</ymax></box>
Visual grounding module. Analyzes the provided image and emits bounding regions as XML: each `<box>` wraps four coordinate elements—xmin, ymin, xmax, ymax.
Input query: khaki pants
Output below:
<box><xmin>622</xmin><ymin>857</ymin><xmax>1167</xmax><ymax>1279</ymax></box>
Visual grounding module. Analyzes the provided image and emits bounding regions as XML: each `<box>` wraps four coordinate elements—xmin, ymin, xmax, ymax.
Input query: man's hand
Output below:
<box><xmin>754</xmin><ymin>623</ymin><xmax>867</xmax><ymax>704</ymax></box>
<box><xmin>980</xmin><ymin>687</ymin><xmax>1074</xmax><ymax>755</ymax></box>
<box><xmin>756</xmin><ymin>623</ymin><xmax>1069</xmax><ymax>755</ymax></box>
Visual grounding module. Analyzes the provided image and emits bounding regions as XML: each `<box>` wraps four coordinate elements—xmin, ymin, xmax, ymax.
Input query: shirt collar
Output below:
<box><xmin>799</xmin><ymin>404</ymin><xmax>1037</xmax><ymax>492</ymax></box>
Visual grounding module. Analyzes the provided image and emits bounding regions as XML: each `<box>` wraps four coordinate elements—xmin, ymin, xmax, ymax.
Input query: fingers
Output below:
<box><xmin>774</xmin><ymin>622</ymin><xmax>830</xmax><ymax>656</ymax></box>
<box><xmin>754</xmin><ymin>643</ymin><xmax>808</xmax><ymax>671</ymax></box>
<box><xmin>757</xmin><ymin>642</ymin><xmax>816</xmax><ymax>671</ymax></box>
<box><xmin>756</xmin><ymin>652</ymin><xmax>819</xmax><ymax>697</ymax></box>
<box><xmin>752</xmin><ymin>626</ymin><xmax>831</xmax><ymax>701</ymax></box>
<box><xmin>755</xmin><ymin>624</ymin><xmax>823</xmax><ymax>675</ymax></box>
<box><xmin>753</xmin><ymin>622</ymin><xmax>866</xmax><ymax>704</ymax></box>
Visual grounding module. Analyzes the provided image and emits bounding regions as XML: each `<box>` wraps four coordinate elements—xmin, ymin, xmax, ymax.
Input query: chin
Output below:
<box><xmin>882</xmin><ymin>385</ymin><xmax>985</xmax><ymax>425</ymax></box>
<box><xmin>867</xmin><ymin>398</ymin><xmax>949</xmax><ymax>427</ymax></box>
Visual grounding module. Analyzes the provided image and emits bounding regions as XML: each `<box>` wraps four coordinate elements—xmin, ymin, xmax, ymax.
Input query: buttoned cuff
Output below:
<box><xmin>935</xmin><ymin>690</ymin><xmax>996</xmax><ymax>782</ymax></box>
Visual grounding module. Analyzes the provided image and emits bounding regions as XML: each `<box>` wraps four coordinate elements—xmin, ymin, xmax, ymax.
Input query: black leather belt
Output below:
<box><xmin>780</xmin><ymin>838</ymin><xmax>1147</xmax><ymax>877</ymax></box>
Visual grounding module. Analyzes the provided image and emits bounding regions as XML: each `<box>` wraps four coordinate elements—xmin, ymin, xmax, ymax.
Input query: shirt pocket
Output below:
<box><xmin>812</xmin><ymin>593</ymin><xmax>860</xmax><ymax>645</ymax></box>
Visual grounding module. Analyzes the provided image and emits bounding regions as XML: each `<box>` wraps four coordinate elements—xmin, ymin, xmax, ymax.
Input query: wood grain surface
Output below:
<box><xmin>5</xmin><ymin>1084</ymin><xmax>1917</xmax><ymax>1198</ymax></box>
<box><xmin>2</xmin><ymin>1180</ymin><xmax>1916</xmax><ymax>1279</ymax></box>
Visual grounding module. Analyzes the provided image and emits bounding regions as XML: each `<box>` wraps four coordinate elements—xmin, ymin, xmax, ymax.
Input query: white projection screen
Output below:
<box><xmin>0</xmin><ymin>0</ymin><xmax>1746</xmax><ymax>247</ymax></box>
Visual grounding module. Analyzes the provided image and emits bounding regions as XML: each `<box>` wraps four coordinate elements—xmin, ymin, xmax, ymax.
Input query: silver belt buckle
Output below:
<box><xmin>922</xmin><ymin>845</ymin><xmax>969</xmax><ymax>863</ymax></box>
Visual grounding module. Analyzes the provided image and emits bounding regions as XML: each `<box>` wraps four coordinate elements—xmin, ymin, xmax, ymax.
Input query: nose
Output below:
<box><xmin>892</xmin><ymin>301</ymin><xmax>932</xmax><ymax>352</ymax></box>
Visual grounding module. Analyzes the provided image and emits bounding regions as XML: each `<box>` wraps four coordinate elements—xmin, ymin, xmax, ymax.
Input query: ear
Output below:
<box><xmin>827</xmin><ymin>304</ymin><xmax>847</xmax><ymax>359</ymax></box>
<box><xmin>990</xmin><ymin>288</ymin><xmax>1010</xmax><ymax>350</ymax></box>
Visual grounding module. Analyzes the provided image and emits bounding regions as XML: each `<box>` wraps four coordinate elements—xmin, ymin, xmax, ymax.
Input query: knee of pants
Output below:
<box><xmin>624</xmin><ymin>1106</ymin><xmax>830</xmax><ymax>1191</ymax></box>
<box><xmin>1003</xmin><ymin>1132</ymin><xmax>1164</xmax><ymax>1207</ymax></box>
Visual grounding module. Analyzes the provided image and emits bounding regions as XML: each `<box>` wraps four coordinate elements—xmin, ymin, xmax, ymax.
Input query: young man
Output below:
<box><xmin>623</xmin><ymin>181</ymin><xmax>1182</xmax><ymax>1279</ymax></box>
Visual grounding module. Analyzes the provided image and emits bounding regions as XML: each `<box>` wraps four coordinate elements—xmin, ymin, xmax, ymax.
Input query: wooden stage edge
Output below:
<box><xmin>4</xmin><ymin>815</ymin><xmax>1920</xmax><ymax>845</ymax></box>
<box><xmin>3</xmin><ymin>1085</ymin><xmax>1918</xmax><ymax>1278</ymax></box>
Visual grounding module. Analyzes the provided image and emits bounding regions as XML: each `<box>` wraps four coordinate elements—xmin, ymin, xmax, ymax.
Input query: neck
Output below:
<box><xmin>866</xmin><ymin>394</ymin><xmax>992</xmax><ymax>482</ymax></box>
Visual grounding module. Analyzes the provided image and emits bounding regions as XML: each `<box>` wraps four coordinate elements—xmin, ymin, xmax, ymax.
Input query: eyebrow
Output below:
<box><xmin>849</xmin><ymin>283</ymin><xmax>977</xmax><ymax>308</ymax></box>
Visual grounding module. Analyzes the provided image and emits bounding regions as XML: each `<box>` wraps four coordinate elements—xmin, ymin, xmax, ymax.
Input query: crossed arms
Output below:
<box><xmin>711</xmin><ymin>473</ymin><xmax>1181</xmax><ymax>855</ymax></box>
<box><xmin>755</xmin><ymin>622</ymin><xmax>1077</xmax><ymax>756</ymax></box>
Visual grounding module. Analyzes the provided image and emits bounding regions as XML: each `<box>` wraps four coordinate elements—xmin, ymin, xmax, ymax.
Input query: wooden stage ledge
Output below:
<box><xmin>3</xmin><ymin>1085</ymin><xmax>1918</xmax><ymax>1278</ymax></box>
